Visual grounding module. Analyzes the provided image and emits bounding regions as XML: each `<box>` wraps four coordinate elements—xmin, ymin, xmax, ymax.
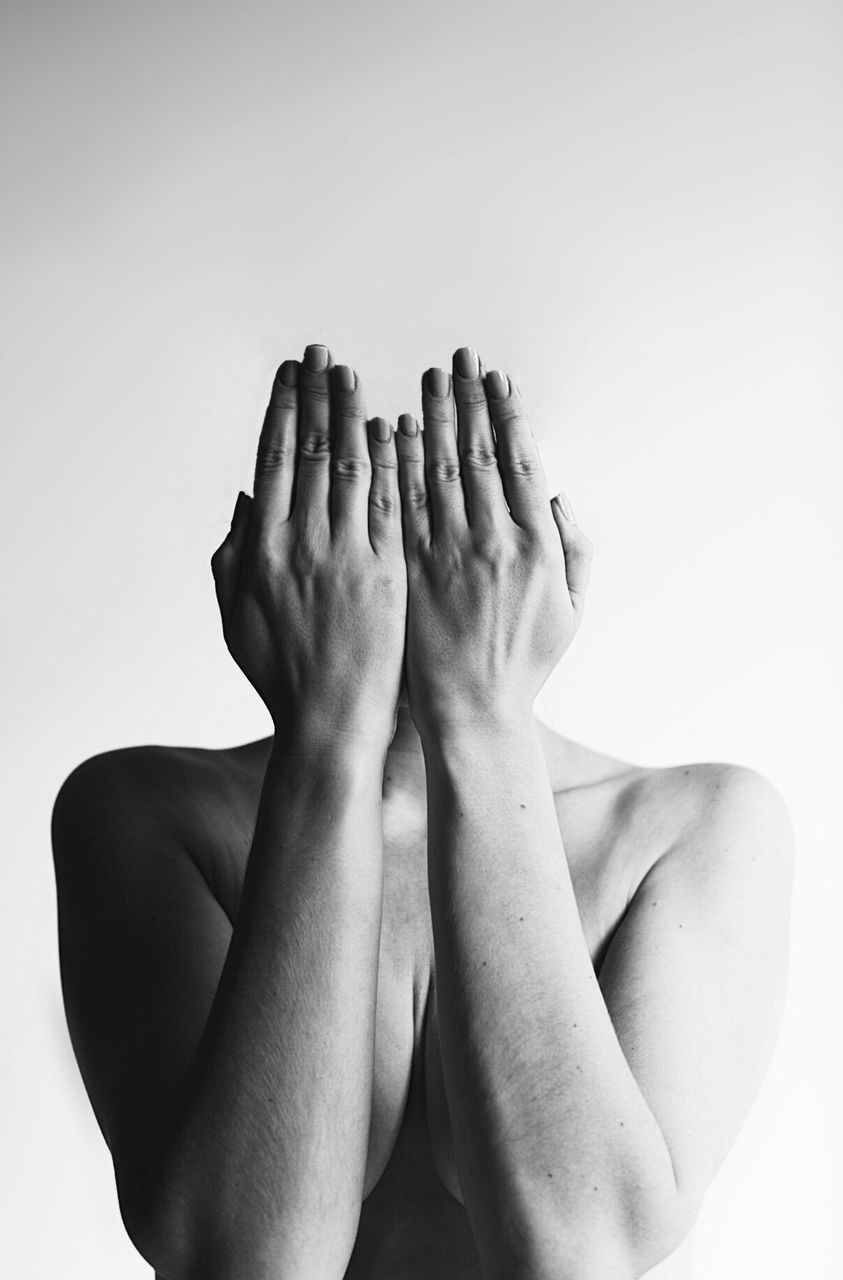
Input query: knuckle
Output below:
<box><xmin>516</xmin><ymin>525</ymin><xmax>549</xmax><ymax>561</ymax></box>
<box><xmin>434</xmin><ymin>542</ymin><xmax>468</xmax><ymax>577</ymax></box>
<box><xmin>472</xmin><ymin>531</ymin><xmax>505</xmax><ymax>563</ymax></box>
<box><xmin>290</xmin><ymin>538</ymin><xmax>321</xmax><ymax>575</ymax></box>
<box><xmin>507</xmin><ymin>452</ymin><xmax>539</xmax><ymax>478</ymax></box>
<box><xmin>424</xmin><ymin>404</ymin><xmax>454</xmax><ymax>429</ymax></box>
<box><xmin>335</xmin><ymin>400</ymin><xmax>366</xmax><ymax>423</ymax></box>
<box><xmin>299</xmin><ymin>433</ymin><xmax>331</xmax><ymax>459</ymax></box>
<box><xmin>455</xmin><ymin>385</ymin><xmax>489</xmax><ymax>410</ymax></box>
<box><xmin>528</xmin><ymin>537</ymin><xmax>551</xmax><ymax>566</ymax></box>
<box><xmin>492</xmin><ymin>401</ymin><xmax>523</xmax><ymax>426</ymax></box>
<box><xmin>299</xmin><ymin>374</ymin><xmax>331</xmax><ymax>401</ymax></box>
<box><xmin>331</xmin><ymin>454</ymin><xmax>370</xmax><ymax>481</ymax></box>
<box><xmin>256</xmin><ymin>442</ymin><xmax>296</xmax><ymax>475</ymax></box>
<box><xmin>404</xmin><ymin>482</ymin><xmax>429</xmax><ymax>508</ymax></box>
<box><xmin>461</xmin><ymin>444</ymin><xmax>498</xmax><ymax>470</ymax></box>
<box><xmin>428</xmin><ymin>459</ymin><xmax>461</xmax><ymax>484</ymax></box>
<box><xmin>374</xmin><ymin>567</ymin><xmax>403</xmax><ymax>600</ymax></box>
<box><xmin>210</xmin><ymin>535</ymin><xmax>236</xmax><ymax>568</ymax></box>
<box><xmin>250</xmin><ymin>538</ymin><xmax>278</xmax><ymax>587</ymax></box>
<box><xmin>370</xmin><ymin>488</ymin><xmax>397</xmax><ymax>516</ymax></box>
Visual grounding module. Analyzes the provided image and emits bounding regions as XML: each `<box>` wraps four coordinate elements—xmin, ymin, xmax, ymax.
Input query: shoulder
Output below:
<box><xmin>53</xmin><ymin>744</ymin><xmax>205</xmax><ymax>838</ymax></box>
<box><xmin>641</xmin><ymin>761</ymin><xmax>793</xmax><ymax>860</ymax></box>
<box><xmin>51</xmin><ymin>740</ymin><xmax>266</xmax><ymax>868</ymax></box>
<box><xmin>627</xmin><ymin>762</ymin><xmax>795</xmax><ymax>921</ymax></box>
<box><xmin>540</xmin><ymin>721</ymin><xmax>793</xmax><ymax>877</ymax></box>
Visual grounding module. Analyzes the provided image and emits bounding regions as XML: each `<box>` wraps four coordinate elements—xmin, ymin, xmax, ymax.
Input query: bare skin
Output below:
<box><xmin>52</xmin><ymin>345</ymin><xmax>794</xmax><ymax>1280</ymax></box>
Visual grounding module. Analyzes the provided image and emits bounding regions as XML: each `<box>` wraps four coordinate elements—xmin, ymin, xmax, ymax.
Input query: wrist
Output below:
<box><xmin>273</xmin><ymin>688</ymin><xmax>398</xmax><ymax>760</ymax></box>
<box><xmin>271</xmin><ymin>715</ymin><xmax>392</xmax><ymax>770</ymax></box>
<box><xmin>416</xmin><ymin>701</ymin><xmax>538</xmax><ymax>754</ymax></box>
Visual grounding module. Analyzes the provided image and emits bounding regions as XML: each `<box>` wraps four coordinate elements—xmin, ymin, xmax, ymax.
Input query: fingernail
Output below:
<box><xmin>425</xmin><ymin>367</ymin><xmax>450</xmax><ymax>398</ymax></box>
<box><xmin>371</xmin><ymin>416</ymin><xmax>392</xmax><ymax>443</ymax></box>
<box><xmin>332</xmin><ymin>364</ymin><xmax>356</xmax><ymax>392</ymax></box>
<box><xmin>398</xmin><ymin>413</ymin><xmax>418</xmax><ymax>437</ymax></box>
<box><xmin>552</xmin><ymin>491</ymin><xmax>576</xmax><ymax>521</ymax></box>
<box><xmin>304</xmin><ymin>343</ymin><xmax>330</xmax><ymax>371</ymax></box>
<box><xmin>454</xmin><ymin>347</ymin><xmax>479</xmax><ymax>379</ymax></box>
<box><xmin>278</xmin><ymin>360</ymin><xmax>298</xmax><ymax>387</ymax></box>
<box><xmin>486</xmin><ymin>370</ymin><xmax>509</xmax><ymax>399</ymax></box>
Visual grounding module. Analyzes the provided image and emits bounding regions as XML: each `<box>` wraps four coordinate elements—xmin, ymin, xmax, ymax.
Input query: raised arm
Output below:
<box><xmin>394</xmin><ymin>348</ymin><xmax>794</xmax><ymax>1280</ymax></box>
<box><xmin>52</xmin><ymin>345</ymin><xmax>407</xmax><ymax>1280</ymax></box>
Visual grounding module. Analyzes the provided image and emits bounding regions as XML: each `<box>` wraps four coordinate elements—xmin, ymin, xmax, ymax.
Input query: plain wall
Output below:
<box><xmin>1</xmin><ymin>1</ymin><xmax>840</xmax><ymax>1275</ymax></box>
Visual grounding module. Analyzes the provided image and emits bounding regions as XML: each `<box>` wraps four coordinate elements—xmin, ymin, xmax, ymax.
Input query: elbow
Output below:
<box><xmin>119</xmin><ymin>1192</ymin><xmax>272</xmax><ymax>1280</ymax></box>
<box><xmin>117</xmin><ymin>1166</ymin><xmax>248</xmax><ymax>1279</ymax></box>
<box><xmin>117</xmin><ymin>1172</ymin><xmax>201</xmax><ymax>1279</ymax></box>
<box><xmin>117</xmin><ymin>1166</ymin><xmax>361</xmax><ymax>1280</ymax></box>
<box><xmin>511</xmin><ymin>1186</ymin><xmax>690</xmax><ymax>1280</ymax></box>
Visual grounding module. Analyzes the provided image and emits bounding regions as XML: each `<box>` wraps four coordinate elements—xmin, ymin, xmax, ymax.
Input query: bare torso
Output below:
<box><xmin>147</xmin><ymin>718</ymin><xmax>701</xmax><ymax>1279</ymax></box>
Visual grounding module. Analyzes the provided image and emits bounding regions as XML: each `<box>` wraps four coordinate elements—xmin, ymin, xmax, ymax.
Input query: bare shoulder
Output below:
<box><xmin>51</xmin><ymin>739</ymin><xmax>269</xmax><ymax>871</ymax></box>
<box><xmin>537</xmin><ymin>720</ymin><xmax>794</xmax><ymax>892</ymax></box>
<box><xmin>634</xmin><ymin>759</ymin><xmax>795</xmax><ymax>877</ymax></box>
<box><xmin>591</xmin><ymin>758</ymin><xmax>795</xmax><ymax>1229</ymax></box>
<box><xmin>50</xmin><ymin>742</ymin><xmax>270</xmax><ymax>1220</ymax></box>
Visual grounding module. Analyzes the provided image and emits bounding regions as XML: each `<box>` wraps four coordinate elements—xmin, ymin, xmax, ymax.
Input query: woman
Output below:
<box><xmin>52</xmin><ymin>342</ymin><xmax>793</xmax><ymax>1279</ymax></box>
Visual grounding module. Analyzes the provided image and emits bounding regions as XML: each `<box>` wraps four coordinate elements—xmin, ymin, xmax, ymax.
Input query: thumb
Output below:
<box><xmin>551</xmin><ymin>492</ymin><xmax>593</xmax><ymax>615</ymax></box>
<box><xmin>210</xmin><ymin>491</ymin><xmax>253</xmax><ymax>620</ymax></box>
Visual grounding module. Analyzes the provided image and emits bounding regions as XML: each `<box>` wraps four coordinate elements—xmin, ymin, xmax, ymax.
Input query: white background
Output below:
<box><xmin>1</xmin><ymin>1</ymin><xmax>840</xmax><ymax>1275</ymax></box>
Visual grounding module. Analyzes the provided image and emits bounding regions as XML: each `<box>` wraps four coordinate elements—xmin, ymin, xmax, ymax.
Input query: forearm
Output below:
<box><xmin>422</xmin><ymin>712</ymin><xmax>678</xmax><ymax>1280</ymax></box>
<box><xmin>136</xmin><ymin>735</ymin><xmax>387</xmax><ymax>1279</ymax></box>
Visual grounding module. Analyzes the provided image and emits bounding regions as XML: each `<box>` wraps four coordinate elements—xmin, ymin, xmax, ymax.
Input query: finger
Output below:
<box><xmin>367</xmin><ymin>417</ymin><xmax>401</xmax><ymax>554</ymax></box>
<box><xmin>421</xmin><ymin>366</ymin><xmax>466</xmax><ymax>541</ymax></box>
<box><xmin>253</xmin><ymin>360</ymin><xmax>299</xmax><ymax>529</ymax></box>
<box><xmin>211</xmin><ymin>490</ymin><xmax>253</xmax><ymax>622</ymax></box>
<box><xmin>293</xmin><ymin>342</ymin><xmax>334</xmax><ymax>543</ymax></box>
<box><xmin>551</xmin><ymin>494</ymin><xmax>593</xmax><ymax>615</ymax></box>
<box><xmin>485</xmin><ymin>370</ymin><xmax>550</xmax><ymax>533</ymax></box>
<box><xmin>452</xmin><ymin>346</ymin><xmax>507</xmax><ymax>534</ymax></box>
<box><xmin>329</xmin><ymin>363</ymin><xmax>371</xmax><ymax>539</ymax></box>
<box><xmin>395</xmin><ymin>412</ymin><xmax>431</xmax><ymax>553</ymax></box>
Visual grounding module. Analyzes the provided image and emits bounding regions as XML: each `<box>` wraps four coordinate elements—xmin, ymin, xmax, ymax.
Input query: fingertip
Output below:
<box><xmin>423</xmin><ymin>367</ymin><xmax>451</xmax><ymax>399</ymax></box>
<box><xmin>397</xmin><ymin>412</ymin><xmax>419</xmax><ymax>438</ymax></box>
<box><xmin>484</xmin><ymin>370</ymin><xmax>510</xmax><ymax>401</ymax></box>
<box><xmin>228</xmin><ymin>489</ymin><xmax>253</xmax><ymax>550</ymax></box>
<box><xmin>276</xmin><ymin>359</ymin><xmax>299</xmax><ymax>389</ymax></box>
<box><xmin>550</xmin><ymin>497</ymin><xmax>565</xmax><ymax>538</ymax></box>
<box><xmin>551</xmin><ymin>491</ymin><xmax>576</xmax><ymax>522</ymax></box>
<box><xmin>233</xmin><ymin>489</ymin><xmax>254</xmax><ymax>520</ymax></box>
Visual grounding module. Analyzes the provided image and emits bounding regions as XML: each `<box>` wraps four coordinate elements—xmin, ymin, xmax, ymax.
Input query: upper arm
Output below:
<box><xmin>597</xmin><ymin>764</ymin><xmax>794</xmax><ymax>1232</ymax></box>
<box><xmin>51</xmin><ymin>749</ymin><xmax>234</xmax><ymax>1223</ymax></box>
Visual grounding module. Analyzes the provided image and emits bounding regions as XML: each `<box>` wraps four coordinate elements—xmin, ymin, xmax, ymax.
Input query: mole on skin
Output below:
<box><xmin>49</xmin><ymin>341</ymin><xmax>793</xmax><ymax>1280</ymax></box>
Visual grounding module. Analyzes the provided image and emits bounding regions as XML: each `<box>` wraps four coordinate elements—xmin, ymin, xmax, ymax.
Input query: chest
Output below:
<box><xmin>347</xmin><ymin>794</ymin><xmax>698</xmax><ymax>1280</ymax></box>
<box><xmin>358</xmin><ymin>783</ymin><xmax>639</xmax><ymax>1200</ymax></box>
<box><xmin>208</xmin><ymin>771</ymin><xmax>680</xmax><ymax>1278</ymax></box>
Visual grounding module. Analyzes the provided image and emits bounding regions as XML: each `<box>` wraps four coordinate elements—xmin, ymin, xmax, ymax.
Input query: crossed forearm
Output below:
<box><xmin>137</xmin><ymin>737</ymin><xmax>386</xmax><ymax>1280</ymax></box>
<box><xmin>421</xmin><ymin>712</ymin><xmax>677</xmax><ymax>1280</ymax></box>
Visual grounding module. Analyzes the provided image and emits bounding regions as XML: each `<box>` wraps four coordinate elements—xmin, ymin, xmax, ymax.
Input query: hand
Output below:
<box><xmin>394</xmin><ymin>346</ymin><xmax>593</xmax><ymax>734</ymax></box>
<box><xmin>211</xmin><ymin>343</ymin><xmax>407</xmax><ymax>748</ymax></box>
